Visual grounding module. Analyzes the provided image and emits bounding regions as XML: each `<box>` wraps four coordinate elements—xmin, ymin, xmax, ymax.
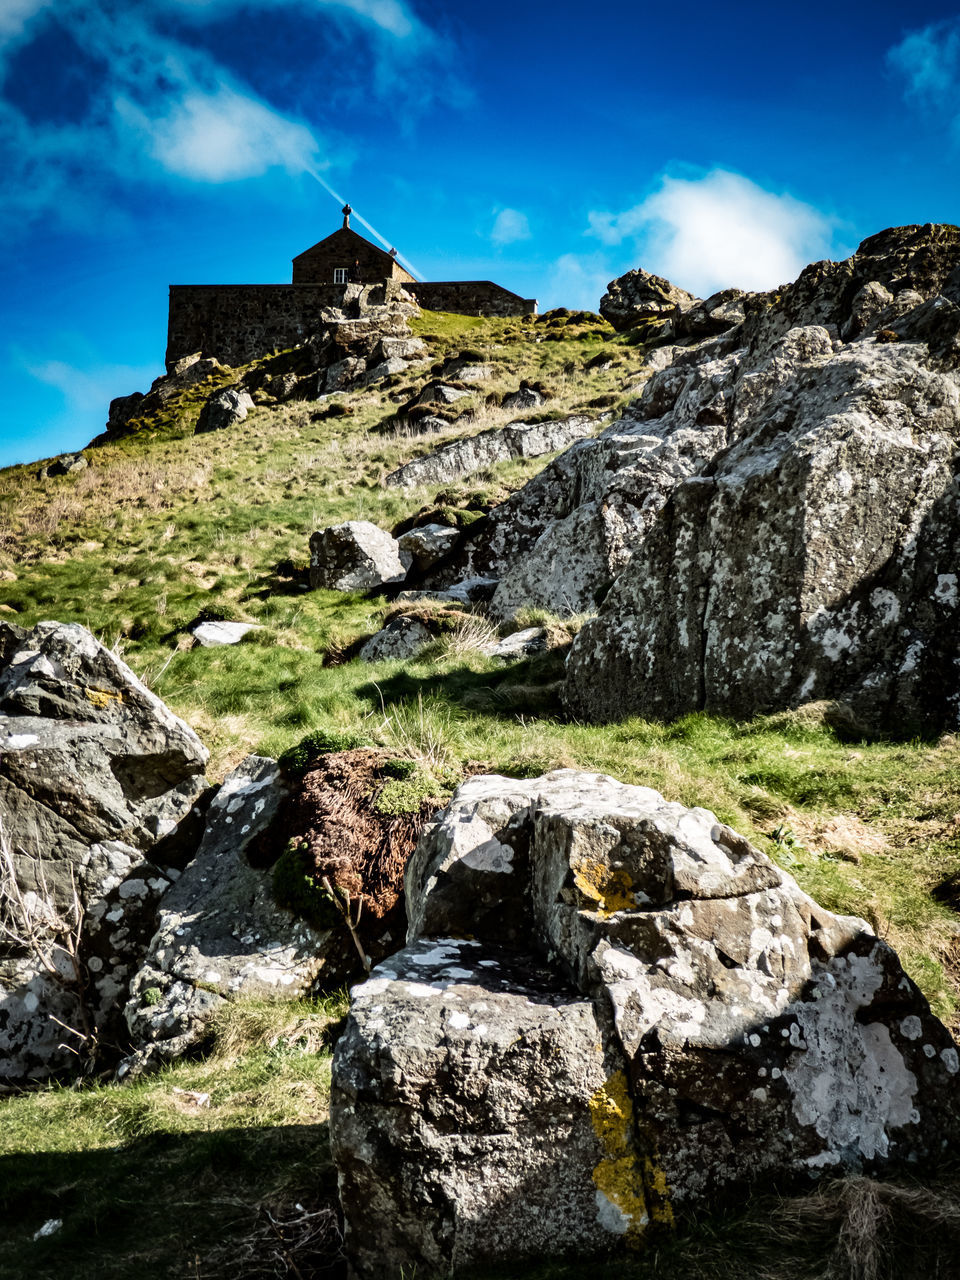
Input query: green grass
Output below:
<box><xmin>0</xmin><ymin>995</ymin><xmax>348</xmax><ymax>1280</ymax></box>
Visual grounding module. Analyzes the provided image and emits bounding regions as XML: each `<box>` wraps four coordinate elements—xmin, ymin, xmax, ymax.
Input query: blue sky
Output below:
<box><xmin>1</xmin><ymin>0</ymin><xmax>959</xmax><ymax>467</ymax></box>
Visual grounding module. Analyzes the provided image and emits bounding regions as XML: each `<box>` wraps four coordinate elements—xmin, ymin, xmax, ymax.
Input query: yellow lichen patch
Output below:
<box><xmin>573</xmin><ymin>856</ymin><xmax>635</xmax><ymax>918</ymax></box>
<box><xmin>588</xmin><ymin>1072</ymin><xmax>674</xmax><ymax>1245</ymax></box>
<box><xmin>589</xmin><ymin>1071</ymin><xmax>649</xmax><ymax>1246</ymax></box>
<box><xmin>85</xmin><ymin>688</ymin><xmax>123</xmax><ymax>709</ymax></box>
<box><xmin>643</xmin><ymin>1154</ymin><xmax>675</xmax><ymax>1228</ymax></box>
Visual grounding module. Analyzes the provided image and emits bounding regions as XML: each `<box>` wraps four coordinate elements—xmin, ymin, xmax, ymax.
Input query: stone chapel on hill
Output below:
<box><xmin>165</xmin><ymin>205</ymin><xmax>537</xmax><ymax>370</ymax></box>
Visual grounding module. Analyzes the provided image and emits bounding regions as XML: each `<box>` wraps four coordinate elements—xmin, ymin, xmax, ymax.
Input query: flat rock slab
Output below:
<box><xmin>191</xmin><ymin>621</ymin><xmax>258</xmax><ymax>646</ymax></box>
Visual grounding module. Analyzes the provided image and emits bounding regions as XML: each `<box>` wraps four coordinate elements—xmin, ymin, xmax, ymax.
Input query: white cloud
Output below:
<box><xmin>490</xmin><ymin>207</ymin><xmax>531</xmax><ymax>246</ymax></box>
<box><xmin>888</xmin><ymin>22</ymin><xmax>960</xmax><ymax>105</ymax></box>
<box><xmin>587</xmin><ymin>169</ymin><xmax>835</xmax><ymax>296</ymax></box>
<box><xmin>0</xmin><ymin>0</ymin><xmax>442</xmax><ymax>231</ymax></box>
<box><xmin>115</xmin><ymin>85</ymin><xmax>319</xmax><ymax>182</ymax></box>
<box><xmin>0</xmin><ymin>0</ymin><xmax>50</xmax><ymax>42</ymax></box>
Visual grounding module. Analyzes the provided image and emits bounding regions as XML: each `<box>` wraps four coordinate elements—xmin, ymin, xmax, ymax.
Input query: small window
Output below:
<box><xmin>333</xmin><ymin>267</ymin><xmax>348</xmax><ymax>284</ymax></box>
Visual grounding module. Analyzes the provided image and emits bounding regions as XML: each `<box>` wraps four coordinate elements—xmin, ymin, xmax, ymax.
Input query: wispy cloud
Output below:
<box><xmin>0</xmin><ymin>0</ymin><xmax>437</xmax><ymax>231</ymax></box>
<box><xmin>587</xmin><ymin>169</ymin><xmax>836</xmax><ymax>296</ymax></box>
<box><xmin>165</xmin><ymin>0</ymin><xmax>422</xmax><ymax>40</ymax></box>
<box><xmin>0</xmin><ymin>0</ymin><xmax>50</xmax><ymax>42</ymax></box>
<box><xmin>888</xmin><ymin>21</ymin><xmax>960</xmax><ymax>106</ymax></box>
<box><xmin>26</xmin><ymin>356</ymin><xmax>160</xmax><ymax>415</ymax></box>
<box><xmin>115</xmin><ymin>85</ymin><xmax>319</xmax><ymax>182</ymax></box>
<box><xmin>542</xmin><ymin>251</ymin><xmax>612</xmax><ymax>312</ymax></box>
<box><xmin>490</xmin><ymin>207</ymin><xmax>531</xmax><ymax>246</ymax></box>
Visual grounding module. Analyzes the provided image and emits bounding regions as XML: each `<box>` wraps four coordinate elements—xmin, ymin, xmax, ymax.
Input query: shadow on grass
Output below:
<box><xmin>0</xmin><ymin>1122</ymin><xmax>343</xmax><ymax>1280</ymax></box>
<box><xmin>356</xmin><ymin>649</ymin><xmax>568</xmax><ymax>721</ymax></box>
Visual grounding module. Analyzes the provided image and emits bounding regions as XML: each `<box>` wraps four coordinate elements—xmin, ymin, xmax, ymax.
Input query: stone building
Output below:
<box><xmin>292</xmin><ymin>205</ymin><xmax>416</xmax><ymax>285</ymax></box>
<box><xmin>166</xmin><ymin>206</ymin><xmax>537</xmax><ymax>369</ymax></box>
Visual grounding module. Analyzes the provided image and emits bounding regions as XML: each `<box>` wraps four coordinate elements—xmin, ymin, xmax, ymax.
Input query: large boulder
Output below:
<box><xmin>309</xmin><ymin>520</ymin><xmax>410</xmax><ymax>591</ymax></box>
<box><xmin>426</xmin><ymin>352</ymin><xmax>736</xmax><ymax>617</ymax></box>
<box><xmin>124</xmin><ymin>755</ymin><xmax>330</xmax><ymax>1073</ymax></box>
<box><xmin>0</xmin><ymin>621</ymin><xmax>209</xmax><ymax>1079</ymax></box>
<box><xmin>331</xmin><ymin>771</ymin><xmax>960</xmax><ymax>1277</ymax></box>
<box><xmin>599</xmin><ymin>267</ymin><xmax>698</xmax><ymax>332</ymax></box>
<box><xmin>564</xmin><ymin>227</ymin><xmax>960</xmax><ymax>731</ymax></box>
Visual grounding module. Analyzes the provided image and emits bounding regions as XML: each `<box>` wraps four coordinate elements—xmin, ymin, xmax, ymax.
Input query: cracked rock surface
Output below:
<box><xmin>0</xmin><ymin>621</ymin><xmax>208</xmax><ymax>1079</ymax></box>
<box><xmin>565</xmin><ymin>226</ymin><xmax>960</xmax><ymax>730</ymax></box>
<box><xmin>124</xmin><ymin>755</ymin><xmax>330</xmax><ymax>1075</ymax></box>
<box><xmin>331</xmin><ymin>769</ymin><xmax>959</xmax><ymax>1277</ymax></box>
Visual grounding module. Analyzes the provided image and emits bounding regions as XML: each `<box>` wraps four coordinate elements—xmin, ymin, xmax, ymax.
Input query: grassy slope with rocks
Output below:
<box><xmin>2</xmin><ymin>307</ymin><xmax>960</xmax><ymax>1277</ymax></box>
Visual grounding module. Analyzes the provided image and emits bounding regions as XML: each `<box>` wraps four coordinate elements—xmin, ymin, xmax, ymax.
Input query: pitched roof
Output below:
<box><xmin>291</xmin><ymin>226</ymin><xmax>396</xmax><ymax>266</ymax></box>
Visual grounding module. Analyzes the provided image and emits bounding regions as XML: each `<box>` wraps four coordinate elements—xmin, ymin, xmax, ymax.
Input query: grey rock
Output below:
<box><xmin>429</xmin><ymin>369</ymin><xmax>731</xmax><ymax>617</ymax></box>
<box><xmin>480</xmin><ymin>626</ymin><xmax>546</xmax><ymax>658</ymax></box>
<box><xmin>442</xmin><ymin>358</ymin><xmax>493</xmax><ymax>382</ymax></box>
<box><xmin>600</xmin><ymin>267</ymin><xmax>698</xmax><ymax>332</ymax></box>
<box><xmin>195</xmin><ymin>387</ymin><xmax>255</xmax><ymax>434</ymax></box>
<box><xmin>356</xmin><ymin>357</ymin><xmax>409</xmax><ymax>387</ymax></box>
<box><xmin>124</xmin><ymin>756</ymin><xmax>330</xmax><ymax>1073</ymax></box>
<box><xmin>0</xmin><ymin>621</ymin><xmax>208</xmax><ymax>1079</ymax></box>
<box><xmin>359</xmin><ymin>615</ymin><xmax>433</xmax><ymax>661</ymax></box>
<box><xmin>333</xmin><ymin>770</ymin><xmax>960</xmax><ymax>1275</ymax></box>
<box><xmin>396</xmin><ymin>523</ymin><xmax>461</xmax><ymax>572</ymax></box>
<box><xmin>377</xmin><ymin>336</ymin><xmax>426</xmax><ymax>361</ymax></box>
<box><xmin>443</xmin><ymin>577</ymin><xmax>499</xmax><ymax>604</ymax></box>
<box><xmin>676</xmin><ymin>288</ymin><xmax>748</xmax><ymax>339</ymax></box>
<box><xmin>107</xmin><ymin>391</ymin><xmax>145</xmax><ymax>433</ymax></box>
<box><xmin>332</xmin><ymin>937</ymin><xmax>629</xmax><ymax>1279</ymax></box>
<box><xmin>502</xmin><ymin>384</ymin><xmax>544</xmax><ymax>411</ymax></box>
<box><xmin>37</xmin><ymin>453</ymin><xmax>88</xmax><ymax>479</ymax></box>
<box><xmin>563</xmin><ymin>307</ymin><xmax>960</xmax><ymax>731</ymax></box>
<box><xmin>309</xmin><ymin>521</ymin><xmax>410</xmax><ymax>592</ymax></box>
<box><xmin>323</xmin><ymin>356</ymin><xmax>367</xmax><ymax>391</ymax></box>
<box><xmin>190</xmin><ymin>621</ymin><xmax>258</xmax><ymax>647</ymax></box>
<box><xmin>385</xmin><ymin>414</ymin><xmax>600</xmax><ymax>490</ymax></box>
<box><xmin>413</xmin><ymin>382</ymin><xmax>472</xmax><ymax>408</ymax></box>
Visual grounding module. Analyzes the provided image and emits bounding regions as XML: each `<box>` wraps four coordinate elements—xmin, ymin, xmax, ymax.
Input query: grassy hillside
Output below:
<box><xmin>2</xmin><ymin>307</ymin><xmax>960</xmax><ymax>1277</ymax></box>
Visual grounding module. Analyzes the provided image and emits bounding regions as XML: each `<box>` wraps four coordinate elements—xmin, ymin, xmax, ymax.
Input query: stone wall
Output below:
<box><xmin>165</xmin><ymin>282</ymin><xmax>405</xmax><ymax>368</ymax></box>
<box><xmin>166</xmin><ymin>278</ymin><xmax>536</xmax><ymax>369</ymax></box>
<box><xmin>409</xmin><ymin>280</ymin><xmax>537</xmax><ymax>317</ymax></box>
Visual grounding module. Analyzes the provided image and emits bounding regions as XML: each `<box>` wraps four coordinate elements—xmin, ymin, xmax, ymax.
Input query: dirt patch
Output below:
<box><xmin>256</xmin><ymin>749</ymin><xmax>439</xmax><ymax>984</ymax></box>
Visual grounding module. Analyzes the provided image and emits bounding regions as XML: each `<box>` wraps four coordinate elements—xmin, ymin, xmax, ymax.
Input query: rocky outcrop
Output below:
<box><xmin>565</xmin><ymin>225</ymin><xmax>960</xmax><ymax>731</ymax></box>
<box><xmin>600</xmin><ymin>268</ymin><xmax>698</xmax><ymax>332</ymax></box>
<box><xmin>309</xmin><ymin>521</ymin><xmax>410</xmax><ymax>591</ymax></box>
<box><xmin>37</xmin><ymin>452</ymin><xmax>88</xmax><ymax>479</ymax></box>
<box><xmin>425</xmin><ymin>372</ymin><xmax>733</xmax><ymax>616</ymax></box>
<box><xmin>123</xmin><ymin>756</ymin><xmax>329</xmax><ymax>1074</ymax></box>
<box><xmin>195</xmin><ymin>387</ymin><xmax>254</xmax><ymax>434</ymax></box>
<box><xmin>0</xmin><ymin>622</ymin><xmax>209</xmax><ymax>1079</ymax></box>
<box><xmin>331</xmin><ymin>770</ymin><xmax>960</xmax><ymax>1277</ymax></box>
<box><xmin>100</xmin><ymin>354</ymin><xmax>227</xmax><ymax>444</ymax></box>
<box><xmin>385</xmin><ymin>414</ymin><xmax>602</xmax><ymax>490</ymax></box>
